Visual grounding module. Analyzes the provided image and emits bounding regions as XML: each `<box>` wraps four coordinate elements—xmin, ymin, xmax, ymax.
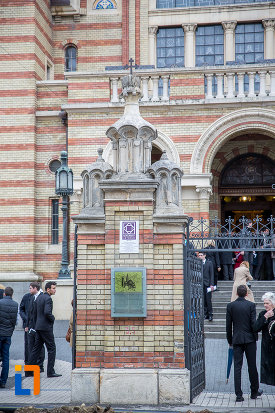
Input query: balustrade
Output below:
<box><xmin>110</xmin><ymin>74</ymin><xmax>170</xmax><ymax>103</ymax></box>
<box><xmin>204</xmin><ymin>66</ymin><xmax>275</xmax><ymax>100</ymax></box>
<box><xmin>107</xmin><ymin>63</ymin><xmax>275</xmax><ymax>104</ymax></box>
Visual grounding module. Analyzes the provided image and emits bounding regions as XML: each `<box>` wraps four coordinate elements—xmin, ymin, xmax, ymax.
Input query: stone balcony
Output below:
<box><xmin>108</xmin><ymin>62</ymin><xmax>275</xmax><ymax>104</ymax></box>
<box><xmin>36</xmin><ymin>62</ymin><xmax>275</xmax><ymax>115</ymax></box>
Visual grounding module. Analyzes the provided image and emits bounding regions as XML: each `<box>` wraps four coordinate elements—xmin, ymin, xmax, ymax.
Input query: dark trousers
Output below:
<box><xmin>203</xmin><ymin>285</ymin><xmax>213</xmax><ymax>317</ymax></box>
<box><xmin>223</xmin><ymin>264</ymin><xmax>233</xmax><ymax>281</ymax></box>
<box><xmin>233</xmin><ymin>341</ymin><xmax>259</xmax><ymax>397</ymax></box>
<box><xmin>27</xmin><ymin>332</ymin><xmax>45</xmax><ymax>369</ymax></box>
<box><xmin>244</xmin><ymin>251</ymin><xmax>253</xmax><ymax>268</ymax></box>
<box><xmin>24</xmin><ymin>331</ymin><xmax>29</xmax><ymax>364</ymax></box>
<box><xmin>0</xmin><ymin>336</ymin><xmax>11</xmax><ymax>385</ymax></box>
<box><xmin>214</xmin><ymin>268</ymin><xmax>218</xmax><ymax>287</ymax></box>
<box><xmin>254</xmin><ymin>252</ymin><xmax>273</xmax><ymax>280</ymax></box>
<box><xmin>29</xmin><ymin>330</ymin><xmax>56</xmax><ymax>376</ymax></box>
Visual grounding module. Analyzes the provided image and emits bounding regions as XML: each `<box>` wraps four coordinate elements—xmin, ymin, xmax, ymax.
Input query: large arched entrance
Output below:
<box><xmin>219</xmin><ymin>152</ymin><xmax>275</xmax><ymax>222</ymax></box>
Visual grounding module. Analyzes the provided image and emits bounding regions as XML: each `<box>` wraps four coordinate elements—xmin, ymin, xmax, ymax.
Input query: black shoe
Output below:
<box><xmin>40</xmin><ymin>367</ymin><xmax>44</xmax><ymax>373</ymax></box>
<box><xmin>204</xmin><ymin>315</ymin><xmax>209</xmax><ymax>320</ymax></box>
<box><xmin>251</xmin><ymin>389</ymin><xmax>263</xmax><ymax>399</ymax></box>
<box><xmin>209</xmin><ymin>316</ymin><xmax>213</xmax><ymax>322</ymax></box>
<box><xmin>236</xmin><ymin>396</ymin><xmax>244</xmax><ymax>402</ymax></box>
<box><xmin>25</xmin><ymin>372</ymin><xmax>33</xmax><ymax>377</ymax></box>
<box><xmin>47</xmin><ymin>373</ymin><xmax>62</xmax><ymax>378</ymax></box>
<box><xmin>0</xmin><ymin>383</ymin><xmax>5</xmax><ymax>389</ymax></box>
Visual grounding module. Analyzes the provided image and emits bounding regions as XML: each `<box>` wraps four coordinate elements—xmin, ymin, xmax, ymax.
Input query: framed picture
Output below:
<box><xmin>111</xmin><ymin>267</ymin><xmax>146</xmax><ymax>317</ymax></box>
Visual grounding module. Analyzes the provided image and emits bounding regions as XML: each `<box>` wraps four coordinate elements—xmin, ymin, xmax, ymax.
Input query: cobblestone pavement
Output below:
<box><xmin>191</xmin><ymin>338</ymin><xmax>275</xmax><ymax>410</ymax></box>
<box><xmin>1</xmin><ymin>331</ymin><xmax>275</xmax><ymax>410</ymax></box>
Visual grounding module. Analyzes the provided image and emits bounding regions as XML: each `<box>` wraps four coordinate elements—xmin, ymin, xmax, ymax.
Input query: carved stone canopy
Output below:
<box><xmin>106</xmin><ymin>73</ymin><xmax>157</xmax><ymax>179</ymax></box>
<box><xmin>147</xmin><ymin>151</ymin><xmax>184</xmax><ymax>215</ymax></box>
<box><xmin>80</xmin><ymin>148</ymin><xmax>114</xmax><ymax>216</ymax></box>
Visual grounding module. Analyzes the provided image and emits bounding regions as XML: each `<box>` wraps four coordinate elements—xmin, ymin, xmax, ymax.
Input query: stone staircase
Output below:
<box><xmin>204</xmin><ymin>280</ymin><xmax>275</xmax><ymax>339</ymax></box>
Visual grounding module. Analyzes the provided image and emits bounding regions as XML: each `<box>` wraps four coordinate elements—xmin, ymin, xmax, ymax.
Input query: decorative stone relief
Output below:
<box><xmin>196</xmin><ymin>186</ymin><xmax>212</xmax><ymax>200</ymax></box>
<box><xmin>221</xmin><ymin>21</ymin><xmax>237</xmax><ymax>32</ymax></box>
<box><xmin>148</xmin><ymin>152</ymin><xmax>183</xmax><ymax>215</ymax></box>
<box><xmin>80</xmin><ymin>148</ymin><xmax>113</xmax><ymax>216</ymax></box>
<box><xmin>106</xmin><ymin>72</ymin><xmax>158</xmax><ymax>179</ymax></box>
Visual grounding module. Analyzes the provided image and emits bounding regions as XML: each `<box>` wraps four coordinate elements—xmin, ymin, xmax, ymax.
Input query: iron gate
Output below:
<box><xmin>184</xmin><ymin>244</ymin><xmax>204</xmax><ymax>402</ymax></box>
<box><xmin>184</xmin><ymin>215</ymin><xmax>275</xmax><ymax>402</ymax></box>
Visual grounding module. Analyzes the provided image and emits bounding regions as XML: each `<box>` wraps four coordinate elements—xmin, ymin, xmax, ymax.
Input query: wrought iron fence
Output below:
<box><xmin>186</xmin><ymin>215</ymin><xmax>275</xmax><ymax>252</ymax></box>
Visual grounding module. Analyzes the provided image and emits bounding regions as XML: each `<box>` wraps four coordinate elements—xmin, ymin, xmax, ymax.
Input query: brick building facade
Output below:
<box><xmin>1</xmin><ymin>1</ymin><xmax>275</xmax><ymax>316</ymax></box>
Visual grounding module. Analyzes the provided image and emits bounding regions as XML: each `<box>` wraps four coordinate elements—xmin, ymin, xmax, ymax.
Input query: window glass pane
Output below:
<box><xmin>157</xmin><ymin>0</ymin><xmax>274</xmax><ymax>7</ymax></box>
<box><xmin>65</xmin><ymin>46</ymin><xmax>77</xmax><ymax>72</ymax></box>
<box><xmin>235</xmin><ymin>23</ymin><xmax>264</xmax><ymax>66</ymax></box>
<box><xmin>51</xmin><ymin>199</ymin><xmax>59</xmax><ymax>245</ymax></box>
<box><xmin>157</xmin><ymin>27</ymin><xmax>184</xmax><ymax>68</ymax></box>
<box><xmin>196</xmin><ymin>24</ymin><xmax>224</xmax><ymax>67</ymax></box>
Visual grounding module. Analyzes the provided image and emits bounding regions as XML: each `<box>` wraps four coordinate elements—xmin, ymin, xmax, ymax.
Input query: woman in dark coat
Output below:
<box><xmin>254</xmin><ymin>292</ymin><xmax>275</xmax><ymax>386</ymax></box>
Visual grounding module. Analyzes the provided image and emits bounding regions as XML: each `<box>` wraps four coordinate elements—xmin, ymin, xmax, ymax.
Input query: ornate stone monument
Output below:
<box><xmin>72</xmin><ymin>67</ymin><xmax>189</xmax><ymax>405</ymax></box>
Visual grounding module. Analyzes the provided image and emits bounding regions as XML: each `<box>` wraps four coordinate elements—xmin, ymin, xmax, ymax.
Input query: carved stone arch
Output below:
<box><xmin>103</xmin><ymin>130</ymin><xmax>180</xmax><ymax>167</ymax></box>
<box><xmin>62</xmin><ymin>39</ymin><xmax>79</xmax><ymax>48</ymax></box>
<box><xmin>190</xmin><ymin>108</ymin><xmax>275</xmax><ymax>174</ymax></box>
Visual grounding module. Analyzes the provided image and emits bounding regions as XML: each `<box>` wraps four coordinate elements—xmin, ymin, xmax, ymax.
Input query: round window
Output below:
<box><xmin>49</xmin><ymin>159</ymin><xmax>61</xmax><ymax>173</ymax></box>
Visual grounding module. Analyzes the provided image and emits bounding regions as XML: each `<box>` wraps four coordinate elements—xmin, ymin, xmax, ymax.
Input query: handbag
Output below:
<box><xmin>66</xmin><ymin>327</ymin><xmax>71</xmax><ymax>343</ymax></box>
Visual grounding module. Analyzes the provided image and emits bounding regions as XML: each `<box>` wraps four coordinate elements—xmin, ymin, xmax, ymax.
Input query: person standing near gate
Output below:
<box><xmin>226</xmin><ymin>284</ymin><xmax>262</xmax><ymax>402</ymax></box>
<box><xmin>0</xmin><ymin>287</ymin><xmax>18</xmax><ymax>388</ymax></box>
<box><xmin>198</xmin><ymin>252</ymin><xmax>214</xmax><ymax>322</ymax></box>
<box><xmin>28</xmin><ymin>281</ymin><xmax>61</xmax><ymax>378</ymax></box>
<box><xmin>27</xmin><ymin>282</ymin><xmax>45</xmax><ymax>372</ymax></box>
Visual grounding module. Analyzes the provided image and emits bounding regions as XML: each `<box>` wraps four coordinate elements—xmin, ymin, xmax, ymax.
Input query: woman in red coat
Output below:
<box><xmin>234</xmin><ymin>251</ymin><xmax>244</xmax><ymax>269</ymax></box>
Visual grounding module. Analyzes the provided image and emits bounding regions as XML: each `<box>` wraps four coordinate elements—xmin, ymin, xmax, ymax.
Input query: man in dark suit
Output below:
<box><xmin>218</xmin><ymin>235</ymin><xmax>234</xmax><ymax>281</ymax></box>
<box><xmin>198</xmin><ymin>252</ymin><xmax>214</xmax><ymax>322</ymax></box>
<box><xmin>27</xmin><ymin>282</ymin><xmax>45</xmax><ymax>373</ymax></box>
<box><xmin>28</xmin><ymin>281</ymin><xmax>61</xmax><ymax>378</ymax></box>
<box><xmin>226</xmin><ymin>284</ymin><xmax>262</xmax><ymax>402</ymax></box>
<box><xmin>19</xmin><ymin>289</ymin><xmax>32</xmax><ymax>365</ymax></box>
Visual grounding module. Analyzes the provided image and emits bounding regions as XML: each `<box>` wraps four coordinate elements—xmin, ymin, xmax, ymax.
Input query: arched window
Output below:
<box><xmin>220</xmin><ymin>153</ymin><xmax>275</xmax><ymax>187</ymax></box>
<box><xmin>65</xmin><ymin>45</ymin><xmax>77</xmax><ymax>72</ymax></box>
<box><xmin>93</xmin><ymin>0</ymin><xmax>116</xmax><ymax>9</ymax></box>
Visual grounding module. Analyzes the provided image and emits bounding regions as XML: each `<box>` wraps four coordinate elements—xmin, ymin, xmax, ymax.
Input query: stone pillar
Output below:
<box><xmin>262</xmin><ymin>19</ymin><xmax>275</xmax><ymax>59</ymax></box>
<box><xmin>222</xmin><ymin>21</ymin><xmax>237</xmax><ymax>63</ymax></box>
<box><xmin>196</xmin><ymin>186</ymin><xmax>212</xmax><ymax>219</ymax></box>
<box><xmin>148</xmin><ymin>26</ymin><xmax>158</xmax><ymax>66</ymax></box>
<box><xmin>72</xmin><ymin>72</ymin><xmax>190</xmax><ymax>406</ymax></box>
<box><xmin>182</xmin><ymin>24</ymin><xmax>197</xmax><ymax>67</ymax></box>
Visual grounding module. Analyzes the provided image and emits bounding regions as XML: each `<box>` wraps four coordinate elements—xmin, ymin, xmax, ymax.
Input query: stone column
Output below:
<box><xmin>262</xmin><ymin>19</ymin><xmax>275</xmax><ymax>59</ymax></box>
<box><xmin>148</xmin><ymin>26</ymin><xmax>158</xmax><ymax>66</ymax></box>
<box><xmin>196</xmin><ymin>186</ymin><xmax>212</xmax><ymax>219</ymax></box>
<box><xmin>111</xmin><ymin>78</ymin><xmax>119</xmax><ymax>103</ymax></box>
<box><xmin>222</xmin><ymin>21</ymin><xmax>237</xmax><ymax>63</ymax></box>
<box><xmin>182</xmin><ymin>24</ymin><xmax>197</xmax><ymax>67</ymax></box>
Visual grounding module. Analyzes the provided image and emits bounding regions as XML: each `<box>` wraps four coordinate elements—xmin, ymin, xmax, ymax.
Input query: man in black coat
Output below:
<box><xmin>226</xmin><ymin>284</ymin><xmax>262</xmax><ymax>402</ymax></box>
<box><xmin>28</xmin><ymin>281</ymin><xmax>61</xmax><ymax>378</ymax></box>
<box><xmin>0</xmin><ymin>287</ymin><xmax>18</xmax><ymax>388</ymax></box>
<box><xmin>19</xmin><ymin>290</ymin><xmax>32</xmax><ymax>365</ymax></box>
<box><xmin>26</xmin><ymin>282</ymin><xmax>45</xmax><ymax>372</ymax></box>
<box><xmin>198</xmin><ymin>252</ymin><xmax>214</xmax><ymax>322</ymax></box>
<box><xmin>218</xmin><ymin>236</ymin><xmax>234</xmax><ymax>281</ymax></box>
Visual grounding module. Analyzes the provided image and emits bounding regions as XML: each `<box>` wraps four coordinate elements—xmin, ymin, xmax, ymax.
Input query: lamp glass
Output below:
<box><xmin>59</xmin><ymin>170</ymin><xmax>68</xmax><ymax>189</ymax></box>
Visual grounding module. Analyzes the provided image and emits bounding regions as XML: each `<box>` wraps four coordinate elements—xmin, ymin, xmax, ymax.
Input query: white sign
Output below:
<box><xmin>119</xmin><ymin>221</ymin><xmax>139</xmax><ymax>254</ymax></box>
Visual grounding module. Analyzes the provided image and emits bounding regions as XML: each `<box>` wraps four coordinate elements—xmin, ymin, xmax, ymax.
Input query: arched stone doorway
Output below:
<box><xmin>219</xmin><ymin>153</ymin><xmax>275</xmax><ymax>223</ymax></box>
<box><xmin>209</xmin><ymin>134</ymin><xmax>275</xmax><ymax>222</ymax></box>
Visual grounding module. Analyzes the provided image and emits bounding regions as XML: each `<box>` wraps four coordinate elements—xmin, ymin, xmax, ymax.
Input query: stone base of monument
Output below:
<box><xmin>71</xmin><ymin>368</ymin><xmax>190</xmax><ymax>405</ymax></box>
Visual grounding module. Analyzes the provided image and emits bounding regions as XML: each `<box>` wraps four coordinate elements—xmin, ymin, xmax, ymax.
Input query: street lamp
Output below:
<box><xmin>55</xmin><ymin>151</ymin><xmax>73</xmax><ymax>278</ymax></box>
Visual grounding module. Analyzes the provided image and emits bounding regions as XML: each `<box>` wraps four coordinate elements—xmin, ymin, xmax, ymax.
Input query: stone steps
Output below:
<box><xmin>204</xmin><ymin>280</ymin><xmax>275</xmax><ymax>339</ymax></box>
